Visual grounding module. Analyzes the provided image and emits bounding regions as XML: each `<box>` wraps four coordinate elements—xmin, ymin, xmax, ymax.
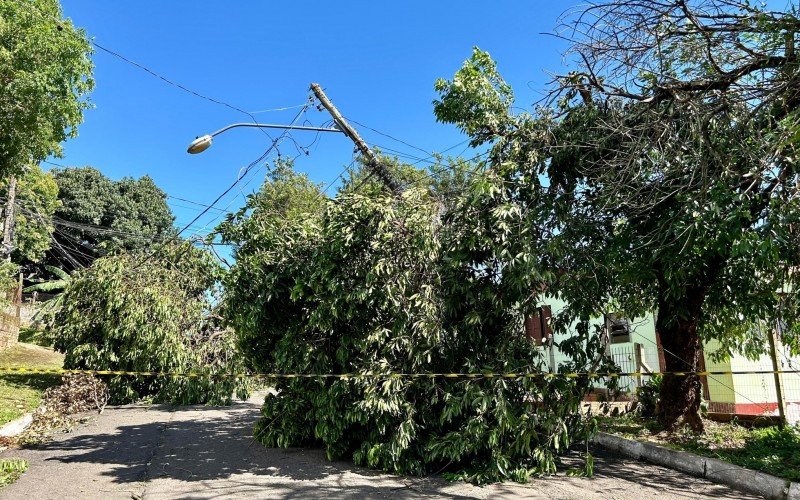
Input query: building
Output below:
<box><xmin>527</xmin><ymin>298</ymin><xmax>800</xmax><ymax>424</ymax></box>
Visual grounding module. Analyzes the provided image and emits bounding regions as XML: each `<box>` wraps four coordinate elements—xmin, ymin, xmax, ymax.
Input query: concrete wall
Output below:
<box><xmin>0</xmin><ymin>301</ymin><xmax>20</xmax><ymax>349</ymax></box>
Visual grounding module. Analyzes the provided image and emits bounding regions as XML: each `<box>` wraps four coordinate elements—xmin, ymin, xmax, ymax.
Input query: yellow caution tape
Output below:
<box><xmin>0</xmin><ymin>366</ymin><xmax>798</xmax><ymax>379</ymax></box>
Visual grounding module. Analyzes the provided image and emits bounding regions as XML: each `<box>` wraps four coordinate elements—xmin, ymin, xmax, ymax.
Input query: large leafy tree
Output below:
<box><xmin>434</xmin><ymin>0</ymin><xmax>800</xmax><ymax>431</ymax></box>
<box><xmin>0</xmin><ymin>0</ymin><xmax>93</xmax><ymax>178</ymax></box>
<box><xmin>49</xmin><ymin>166</ymin><xmax>175</xmax><ymax>269</ymax></box>
<box><xmin>220</xmin><ymin>160</ymin><xmax>611</xmax><ymax>481</ymax></box>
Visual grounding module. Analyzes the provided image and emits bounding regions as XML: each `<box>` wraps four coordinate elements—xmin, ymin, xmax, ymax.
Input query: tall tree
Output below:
<box><xmin>434</xmin><ymin>0</ymin><xmax>800</xmax><ymax>431</ymax></box>
<box><xmin>49</xmin><ymin>166</ymin><xmax>175</xmax><ymax>269</ymax></box>
<box><xmin>1</xmin><ymin>163</ymin><xmax>60</xmax><ymax>267</ymax></box>
<box><xmin>0</xmin><ymin>0</ymin><xmax>93</xmax><ymax>178</ymax></box>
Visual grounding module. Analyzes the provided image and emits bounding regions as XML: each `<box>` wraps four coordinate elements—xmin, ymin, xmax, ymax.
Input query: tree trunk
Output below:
<box><xmin>655</xmin><ymin>287</ymin><xmax>705</xmax><ymax>432</ymax></box>
<box><xmin>2</xmin><ymin>176</ymin><xmax>16</xmax><ymax>262</ymax></box>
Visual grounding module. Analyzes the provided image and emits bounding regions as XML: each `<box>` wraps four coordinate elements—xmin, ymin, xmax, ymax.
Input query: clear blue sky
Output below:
<box><xmin>51</xmin><ymin>1</ymin><xmax>575</xmax><ymax>240</ymax></box>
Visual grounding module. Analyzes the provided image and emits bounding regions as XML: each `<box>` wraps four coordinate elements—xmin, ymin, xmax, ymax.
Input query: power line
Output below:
<box><xmin>133</xmin><ymin>104</ymin><xmax>310</xmax><ymax>268</ymax></box>
<box><xmin>635</xmin><ymin>331</ymin><xmax>772</xmax><ymax>414</ymax></box>
<box><xmin>346</xmin><ymin>117</ymin><xmax>434</xmax><ymax>157</ymax></box>
<box><xmin>42</xmin><ymin>160</ymin><xmax>245</xmax><ymax>218</ymax></box>
<box><xmin>90</xmin><ymin>41</ymin><xmax>259</xmax><ymax>120</ymax></box>
<box><xmin>247</xmin><ymin>103</ymin><xmax>309</xmax><ymax>114</ymax></box>
<box><xmin>20</xmin><ymin>1</ymin><xmax>292</xmax><ymax>144</ymax></box>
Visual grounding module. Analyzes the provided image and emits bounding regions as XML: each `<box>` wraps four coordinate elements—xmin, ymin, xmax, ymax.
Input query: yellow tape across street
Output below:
<box><xmin>0</xmin><ymin>366</ymin><xmax>798</xmax><ymax>379</ymax></box>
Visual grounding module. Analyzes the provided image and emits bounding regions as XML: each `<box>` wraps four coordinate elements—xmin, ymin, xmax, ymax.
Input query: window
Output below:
<box><xmin>605</xmin><ymin>313</ymin><xmax>630</xmax><ymax>344</ymax></box>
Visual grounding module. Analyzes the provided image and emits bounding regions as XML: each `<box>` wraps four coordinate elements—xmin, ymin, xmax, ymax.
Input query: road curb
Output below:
<box><xmin>0</xmin><ymin>413</ymin><xmax>33</xmax><ymax>438</ymax></box>
<box><xmin>594</xmin><ymin>432</ymin><xmax>798</xmax><ymax>500</ymax></box>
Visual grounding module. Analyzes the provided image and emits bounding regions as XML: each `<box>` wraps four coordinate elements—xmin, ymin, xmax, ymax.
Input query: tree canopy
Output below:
<box><xmin>433</xmin><ymin>0</ymin><xmax>800</xmax><ymax>430</ymax></box>
<box><xmin>49</xmin><ymin>166</ymin><xmax>175</xmax><ymax>269</ymax></box>
<box><xmin>219</xmin><ymin>160</ymin><xmax>612</xmax><ymax>482</ymax></box>
<box><xmin>51</xmin><ymin>242</ymin><xmax>247</xmax><ymax>404</ymax></box>
<box><xmin>0</xmin><ymin>0</ymin><xmax>93</xmax><ymax>178</ymax></box>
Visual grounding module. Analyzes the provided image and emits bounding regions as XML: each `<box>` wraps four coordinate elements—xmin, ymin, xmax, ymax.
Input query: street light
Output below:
<box><xmin>186</xmin><ymin>122</ymin><xmax>342</xmax><ymax>154</ymax></box>
<box><xmin>188</xmin><ymin>84</ymin><xmax>402</xmax><ymax>194</ymax></box>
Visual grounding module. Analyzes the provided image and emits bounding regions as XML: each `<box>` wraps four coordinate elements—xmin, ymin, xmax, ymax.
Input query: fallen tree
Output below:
<box><xmin>50</xmin><ymin>242</ymin><xmax>248</xmax><ymax>405</ymax></box>
<box><xmin>220</xmin><ymin>163</ymin><xmax>614</xmax><ymax>482</ymax></box>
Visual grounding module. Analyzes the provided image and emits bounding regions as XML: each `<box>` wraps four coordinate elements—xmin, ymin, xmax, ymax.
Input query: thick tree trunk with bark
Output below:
<box><xmin>655</xmin><ymin>286</ymin><xmax>706</xmax><ymax>432</ymax></box>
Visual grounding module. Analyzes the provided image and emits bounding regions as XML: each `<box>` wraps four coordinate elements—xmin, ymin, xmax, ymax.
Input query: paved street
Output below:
<box><xmin>0</xmin><ymin>395</ymin><xmax>755</xmax><ymax>499</ymax></box>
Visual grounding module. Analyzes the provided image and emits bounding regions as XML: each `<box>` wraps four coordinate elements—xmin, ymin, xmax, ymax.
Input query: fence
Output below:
<box><xmin>0</xmin><ymin>274</ymin><xmax>22</xmax><ymax>350</ymax></box>
<box><xmin>600</xmin><ymin>341</ymin><xmax>800</xmax><ymax>425</ymax></box>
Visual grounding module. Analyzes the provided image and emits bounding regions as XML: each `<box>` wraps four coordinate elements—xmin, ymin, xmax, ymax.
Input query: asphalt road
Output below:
<box><xmin>0</xmin><ymin>394</ymin><xmax>756</xmax><ymax>499</ymax></box>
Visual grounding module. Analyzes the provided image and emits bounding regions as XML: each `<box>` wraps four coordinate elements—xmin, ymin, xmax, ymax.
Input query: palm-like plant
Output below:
<box><xmin>24</xmin><ymin>265</ymin><xmax>71</xmax><ymax>294</ymax></box>
<box><xmin>24</xmin><ymin>265</ymin><xmax>72</xmax><ymax>323</ymax></box>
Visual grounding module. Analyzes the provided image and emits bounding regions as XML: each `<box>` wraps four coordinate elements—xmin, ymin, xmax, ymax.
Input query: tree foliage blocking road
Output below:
<box><xmin>50</xmin><ymin>242</ymin><xmax>248</xmax><ymax>405</ymax></box>
<box><xmin>220</xmin><ymin>163</ymin><xmax>615</xmax><ymax>482</ymax></box>
<box><xmin>434</xmin><ymin>0</ymin><xmax>800</xmax><ymax>431</ymax></box>
<box><xmin>0</xmin><ymin>0</ymin><xmax>93</xmax><ymax>178</ymax></box>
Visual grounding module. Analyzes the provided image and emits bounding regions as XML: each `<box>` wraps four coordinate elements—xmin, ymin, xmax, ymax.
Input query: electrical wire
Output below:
<box><xmin>180</xmin><ymin>105</ymin><xmax>312</xmax><ymax>241</ymax></box>
<box><xmin>19</xmin><ymin>2</ymin><xmax>293</xmax><ymax>146</ymax></box>
<box><xmin>345</xmin><ymin>117</ymin><xmax>434</xmax><ymax>157</ymax></box>
<box><xmin>132</xmin><ymin>103</ymin><xmax>311</xmax><ymax>269</ymax></box>
<box><xmin>635</xmin><ymin>332</ymin><xmax>772</xmax><ymax>414</ymax></box>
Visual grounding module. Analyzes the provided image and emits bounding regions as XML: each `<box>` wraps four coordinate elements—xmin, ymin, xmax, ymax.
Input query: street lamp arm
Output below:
<box><xmin>187</xmin><ymin>122</ymin><xmax>341</xmax><ymax>154</ymax></box>
<box><xmin>207</xmin><ymin>122</ymin><xmax>342</xmax><ymax>137</ymax></box>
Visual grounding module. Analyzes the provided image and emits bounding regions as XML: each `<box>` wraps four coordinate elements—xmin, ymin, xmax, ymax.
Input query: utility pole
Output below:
<box><xmin>1</xmin><ymin>176</ymin><xmax>17</xmax><ymax>262</ymax></box>
<box><xmin>310</xmin><ymin>83</ymin><xmax>403</xmax><ymax>195</ymax></box>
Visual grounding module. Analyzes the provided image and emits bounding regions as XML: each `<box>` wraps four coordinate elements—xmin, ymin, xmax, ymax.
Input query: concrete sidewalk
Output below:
<box><xmin>0</xmin><ymin>395</ymin><xmax>756</xmax><ymax>499</ymax></box>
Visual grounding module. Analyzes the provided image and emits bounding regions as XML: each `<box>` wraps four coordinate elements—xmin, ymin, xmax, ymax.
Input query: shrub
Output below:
<box><xmin>635</xmin><ymin>375</ymin><xmax>662</xmax><ymax>418</ymax></box>
<box><xmin>51</xmin><ymin>243</ymin><xmax>248</xmax><ymax>404</ymax></box>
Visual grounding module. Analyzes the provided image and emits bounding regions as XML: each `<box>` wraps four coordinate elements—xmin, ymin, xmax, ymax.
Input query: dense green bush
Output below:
<box><xmin>635</xmin><ymin>375</ymin><xmax>662</xmax><ymax>418</ymax></box>
<box><xmin>51</xmin><ymin>243</ymin><xmax>248</xmax><ymax>404</ymax></box>
<box><xmin>220</xmin><ymin>165</ymin><xmax>610</xmax><ymax>482</ymax></box>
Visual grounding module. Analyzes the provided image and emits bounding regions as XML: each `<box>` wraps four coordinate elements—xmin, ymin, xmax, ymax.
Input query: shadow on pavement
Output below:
<box><xmin>16</xmin><ymin>399</ymin><xmax>752</xmax><ymax>499</ymax></box>
<box><xmin>24</xmin><ymin>401</ymin><xmax>477</xmax><ymax>498</ymax></box>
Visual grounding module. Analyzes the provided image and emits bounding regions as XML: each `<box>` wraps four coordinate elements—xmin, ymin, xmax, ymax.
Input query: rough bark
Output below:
<box><xmin>655</xmin><ymin>285</ymin><xmax>706</xmax><ymax>432</ymax></box>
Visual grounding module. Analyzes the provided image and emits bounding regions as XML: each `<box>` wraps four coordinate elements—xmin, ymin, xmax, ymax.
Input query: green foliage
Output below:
<box><xmin>434</xmin><ymin>48</ymin><xmax>515</xmax><ymax>147</ymax></box>
<box><xmin>23</xmin><ymin>264</ymin><xmax>70</xmax><ymax>325</ymax></box>
<box><xmin>601</xmin><ymin>415</ymin><xmax>800</xmax><ymax>482</ymax></box>
<box><xmin>434</xmin><ymin>10</ymin><xmax>800</xmax><ymax>427</ymax></box>
<box><xmin>0</xmin><ymin>459</ymin><xmax>28</xmax><ymax>488</ymax></box>
<box><xmin>0</xmin><ymin>260</ymin><xmax>18</xmax><ymax>307</ymax></box>
<box><xmin>0</xmin><ymin>164</ymin><xmax>59</xmax><ymax>265</ymax></box>
<box><xmin>49</xmin><ymin>167</ymin><xmax>175</xmax><ymax>267</ymax></box>
<box><xmin>23</xmin><ymin>264</ymin><xmax>69</xmax><ymax>293</ymax></box>
<box><xmin>709</xmin><ymin>426</ymin><xmax>800</xmax><ymax>482</ymax></box>
<box><xmin>635</xmin><ymin>375</ymin><xmax>662</xmax><ymax>419</ymax></box>
<box><xmin>0</xmin><ymin>0</ymin><xmax>93</xmax><ymax>178</ymax></box>
<box><xmin>51</xmin><ymin>243</ymin><xmax>247</xmax><ymax>404</ymax></box>
<box><xmin>220</xmin><ymin>162</ymin><xmax>607</xmax><ymax>482</ymax></box>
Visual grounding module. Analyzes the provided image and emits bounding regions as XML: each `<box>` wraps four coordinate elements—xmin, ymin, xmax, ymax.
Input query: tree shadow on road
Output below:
<box><xmin>24</xmin><ymin>401</ymin><xmax>480</xmax><ymax>498</ymax></box>
<box><xmin>19</xmin><ymin>400</ymin><xmax>755</xmax><ymax>499</ymax></box>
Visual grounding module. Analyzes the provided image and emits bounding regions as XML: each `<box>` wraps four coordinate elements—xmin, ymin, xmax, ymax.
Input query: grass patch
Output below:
<box><xmin>599</xmin><ymin>414</ymin><xmax>800</xmax><ymax>482</ymax></box>
<box><xmin>0</xmin><ymin>343</ymin><xmax>63</xmax><ymax>426</ymax></box>
<box><xmin>18</xmin><ymin>326</ymin><xmax>51</xmax><ymax>348</ymax></box>
<box><xmin>0</xmin><ymin>458</ymin><xmax>27</xmax><ymax>488</ymax></box>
